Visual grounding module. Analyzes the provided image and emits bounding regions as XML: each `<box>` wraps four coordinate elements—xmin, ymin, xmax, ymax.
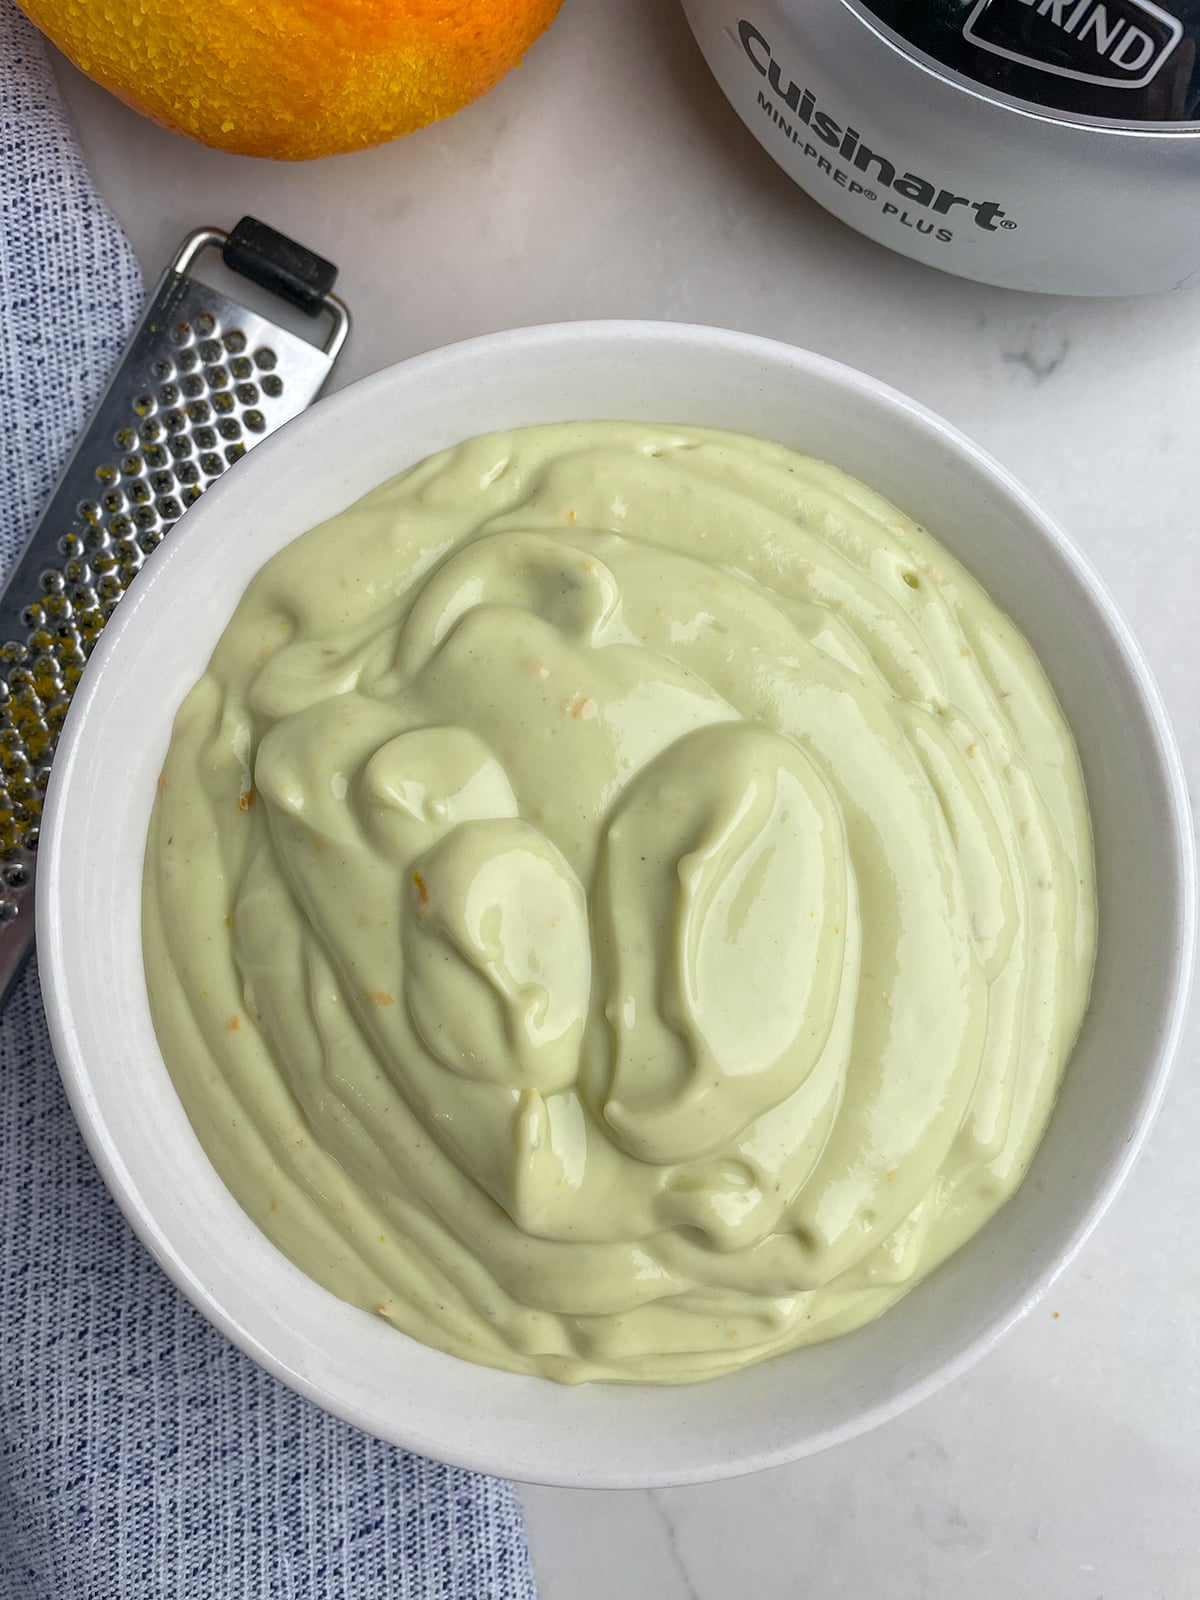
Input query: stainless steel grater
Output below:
<box><xmin>0</xmin><ymin>217</ymin><xmax>350</xmax><ymax>1005</ymax></box>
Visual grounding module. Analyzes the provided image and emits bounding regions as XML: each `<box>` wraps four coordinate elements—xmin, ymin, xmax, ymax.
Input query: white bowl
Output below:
<box><xmin>39</xmin><ymin>322</ymin><xmax>1195</xmax><ymax>1488</ymax></box>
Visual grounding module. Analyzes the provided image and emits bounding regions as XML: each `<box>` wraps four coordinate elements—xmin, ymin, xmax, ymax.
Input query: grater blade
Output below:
<box><xmin>0</xmin><ymin>219</ymin><xmax>350</xmax><ymax>1006</ymax></box>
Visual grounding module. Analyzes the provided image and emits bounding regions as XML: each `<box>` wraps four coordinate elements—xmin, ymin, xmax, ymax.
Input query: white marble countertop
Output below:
<box><xmin>54</xmin><ymin>1</ymin><xmax>1199</xmax><ymax>1593</ymax></box>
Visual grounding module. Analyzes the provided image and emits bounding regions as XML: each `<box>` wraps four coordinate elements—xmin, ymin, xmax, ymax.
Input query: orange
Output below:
<box><xmin>18</xmin><ymin>0</ymin><xmax>564</xmax><ymax>161</ymax></box>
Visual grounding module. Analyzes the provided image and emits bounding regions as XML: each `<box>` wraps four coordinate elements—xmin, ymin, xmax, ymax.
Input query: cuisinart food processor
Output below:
<box><xmin>681</xmin><ymin>0</ymin><xmax>1200</xmax><ymax>293</ymax></box>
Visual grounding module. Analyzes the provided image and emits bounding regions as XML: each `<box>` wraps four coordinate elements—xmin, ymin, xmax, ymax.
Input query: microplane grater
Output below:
<box><xmin>0</xmin><ymin>217</ymin><xmax>350</xmax><ymax>1005</ymax></box>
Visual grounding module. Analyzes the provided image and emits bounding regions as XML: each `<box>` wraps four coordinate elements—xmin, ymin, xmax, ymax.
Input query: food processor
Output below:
<box><xmin>682</xmin><ymin>0</ymin><xmax>1200</xmax><ymax>293</ymax></box>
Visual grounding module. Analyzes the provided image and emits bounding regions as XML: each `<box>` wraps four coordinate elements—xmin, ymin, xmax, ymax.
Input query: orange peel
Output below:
<box><xmin>18</xmin><ymin>0</ymin><xmax>563</xmax><ymax>160</ymax></box>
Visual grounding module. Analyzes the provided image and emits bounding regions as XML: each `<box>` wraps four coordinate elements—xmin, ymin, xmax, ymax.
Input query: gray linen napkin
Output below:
<box><xmin>0</xmin><ymin>8</ymin><xmax>541</xmax><ymax>1595</ymax></box>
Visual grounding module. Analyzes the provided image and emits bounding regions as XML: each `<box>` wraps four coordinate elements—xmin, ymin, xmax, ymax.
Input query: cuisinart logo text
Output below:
<box><xmin>964</xmin><ymin>0</ymin><xmax>1183</xmax><ymax>90</ymax></box>
<box><xmin>738</xmin><ymin>22</ymin><xmax>1015</xmax><ymax>236</ymax></box>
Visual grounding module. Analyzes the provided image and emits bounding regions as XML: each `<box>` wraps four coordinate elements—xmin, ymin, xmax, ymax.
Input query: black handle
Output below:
<box><xmin>221</xmin><ymin>215</ymin><xmax>338</xmax><ymax>316</ymax></box>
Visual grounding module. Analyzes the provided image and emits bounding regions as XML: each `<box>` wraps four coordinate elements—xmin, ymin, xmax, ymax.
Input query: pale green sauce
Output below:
<box><xmin>144</xmin><ymin>423</ymin><xmax>1095</xmax><ymax>1384</ymax></box>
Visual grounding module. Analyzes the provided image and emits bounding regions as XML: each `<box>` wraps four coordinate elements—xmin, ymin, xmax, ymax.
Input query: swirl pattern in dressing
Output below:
<box><xmin>144</xmin><ymin>423</ymin><xmax>1095</xmax><ymax>1384</ymax></box>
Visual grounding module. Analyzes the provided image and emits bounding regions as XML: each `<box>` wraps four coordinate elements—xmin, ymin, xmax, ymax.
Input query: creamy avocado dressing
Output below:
<box><xmin>144</xmin><ymin>423</ymin><xmax>1095</xmax><ymax>1384</ymax></box>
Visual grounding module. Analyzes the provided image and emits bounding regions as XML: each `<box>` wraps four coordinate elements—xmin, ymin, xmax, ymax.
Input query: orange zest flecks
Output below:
<box><xmin>367</xmin><ymin>989</ymin><xmax>396</xmax><ymax>1006</ymax></box>
<box><xmin>225</xmin><ymin>1014</ymin><xmax>240</xmax><ymax>1031</ymax></box>
<box><xmin>412</xmin><ymin>870</ymin><xmax>430</xmax><ymax>914</ymax></box>
<box><xmin>237</xmin><ymin>788</ymin><xmax>254</xmax><ymax>812</ymax></box>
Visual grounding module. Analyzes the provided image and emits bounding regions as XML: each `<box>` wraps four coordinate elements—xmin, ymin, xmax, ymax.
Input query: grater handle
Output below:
<box><xmin>222</xmin><ymin>216</ymin><xmax>337</xmax><ymax>316</ymax></box>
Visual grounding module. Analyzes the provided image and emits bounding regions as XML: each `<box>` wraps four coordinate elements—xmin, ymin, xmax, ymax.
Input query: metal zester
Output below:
<box><xmin>0</xmin><ymin>217</ymin><xmax>350</xmax><ymax>1005</ymax></box>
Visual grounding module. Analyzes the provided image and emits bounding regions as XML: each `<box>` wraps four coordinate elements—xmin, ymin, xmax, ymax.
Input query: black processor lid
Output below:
<box><xmin>856</xmin><ymin>0</ymin><xmax>1200</xmax><ymax>120</ymax></box>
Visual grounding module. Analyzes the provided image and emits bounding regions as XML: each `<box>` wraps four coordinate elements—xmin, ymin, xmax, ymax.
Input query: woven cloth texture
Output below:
<box><xmin>0</xmin><ymin>9</ymin><xmax>539</xmax><ymax>1595</ymax></box>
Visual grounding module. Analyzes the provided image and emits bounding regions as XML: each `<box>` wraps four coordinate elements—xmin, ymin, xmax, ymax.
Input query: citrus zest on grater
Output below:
<box><xmin>0</xmin><ymin>216</ymin><xmax>350</xmax><ymax>1004</ymax></box>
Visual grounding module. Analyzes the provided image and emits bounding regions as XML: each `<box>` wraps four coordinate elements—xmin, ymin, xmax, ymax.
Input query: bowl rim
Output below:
<box><xmin>37</xmin><ymin>319</ymin><xmax>1197</xmax><ymax>1486</ymax></box>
